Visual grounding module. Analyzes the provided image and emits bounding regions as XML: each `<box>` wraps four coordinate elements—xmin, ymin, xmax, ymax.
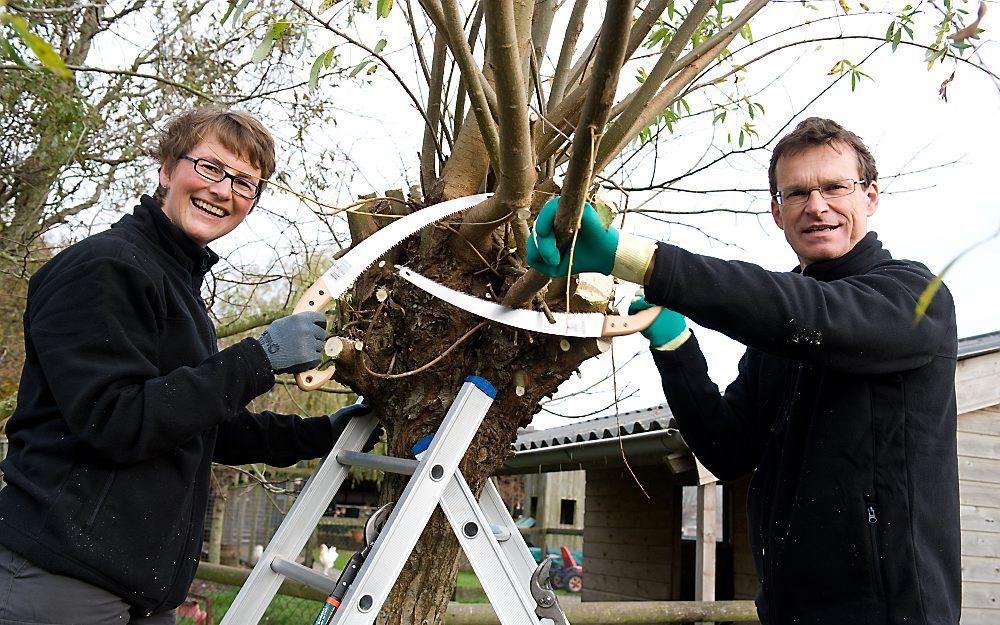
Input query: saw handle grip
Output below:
<box><xmin>601</xmin><ymin>305</ymin><xmax>662</xmax><ymax>337</ymax></box>
<box><xmin>293</xmin><ymin>277</ymin><xmax>335</xmax><ymax>391</ymax></box>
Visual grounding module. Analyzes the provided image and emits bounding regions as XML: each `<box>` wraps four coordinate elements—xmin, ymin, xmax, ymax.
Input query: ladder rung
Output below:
<box><xmin>270</xmin><ymin>557</ymin><xmax>337</xmax><ymax>593</ymax></box>
<box><xmin>336</xmin><ymin>451</ymin><xmax>418</xmax><ymax>475</ymax></box>
<box><xmin>491</xmin><ymin>524</ymin><xmax>511</xmax><ymax>541</ymax></box>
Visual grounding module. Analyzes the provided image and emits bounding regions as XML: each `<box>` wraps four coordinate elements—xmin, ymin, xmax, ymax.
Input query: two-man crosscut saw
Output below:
<box><xmin>293</xmin><ymin>193</ymin><xmax>658</xmax><ymax>390</ymax></box>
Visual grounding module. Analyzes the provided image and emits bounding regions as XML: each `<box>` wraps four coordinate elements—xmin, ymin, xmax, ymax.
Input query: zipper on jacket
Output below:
<box><xmin>865</xmin><ymin>494</ymin><xmax>885</xmax><ymax>598</ymax></box>
<box><xmin>759</xmin><ymin>360</ymin><xmax>804</xmax><ymax>624</ymax></box>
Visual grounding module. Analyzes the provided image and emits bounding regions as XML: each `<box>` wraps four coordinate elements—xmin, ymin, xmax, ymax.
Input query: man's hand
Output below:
<box><xmin>330</xmin><ymin>403</ymin><xmax>383</xmax><ymax>453</ymax></box>
<box><xmin>629</xmin><ymin>293</ymin><xmax>691</xmax><ymax>351</ymax></box>
<box><xmin>526</xmin><ymin>196</ymin><xmax>620</xmax><ymax>277</ymax></box>
<box><xmin>257</xmin><ymin>311</ymin><xmax>327</xmax><ymax>374</ymax></box>
<box><xmin>525</xmin><ymin>196</ymin><xmax>657</xmax><ymax>284</ymax></box>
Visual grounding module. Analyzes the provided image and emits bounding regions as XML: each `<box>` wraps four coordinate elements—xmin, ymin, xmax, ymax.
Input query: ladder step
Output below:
<box><xmin>271</xmin><ymin>557</ymin><xmax>337</xmax><ymax>593</ymax></box>
<box><xmin>336</xmin><ymin>451</ymin><xmax>418</xmax><ymax>475</ymax></box>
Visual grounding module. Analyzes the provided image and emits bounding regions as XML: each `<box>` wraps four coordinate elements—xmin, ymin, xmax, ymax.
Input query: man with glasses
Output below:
<box><xmin>526</xmin><ymin>118</ymin><xmax>959</xmax><ymax>624</ymax></box>
<box><xmin>0</xmin><ymin>107</ymin><xmax>375</xmax><ymax>623</ymax></box>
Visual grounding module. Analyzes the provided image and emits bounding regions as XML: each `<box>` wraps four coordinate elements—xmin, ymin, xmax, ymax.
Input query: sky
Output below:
<box><xmin>76</xmin><ymin>0</ymin><xmax>997</xmax><ymax>428</ymax></box>
<box><xmin>259</xmin><ymin>1</ymin><xmax>999</xmax><ymax>427</ymax></box>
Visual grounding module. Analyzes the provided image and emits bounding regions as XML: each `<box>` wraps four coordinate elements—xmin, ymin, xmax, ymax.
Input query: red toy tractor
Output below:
<box><xmin>549</xmin><ymin>546</ymin><xmax>584</xmax><ymax>593</ymax></box>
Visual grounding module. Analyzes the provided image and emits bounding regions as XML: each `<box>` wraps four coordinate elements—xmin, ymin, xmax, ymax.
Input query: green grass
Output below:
<box><xmin>197</xmin><ymin>587</ymin><xmax>319</xmax><ymax>624</ymax></box>
<box><xmin>194</xmin><ymin>551</ymin><xmax>564</xmax><ymax>623</ymax></box>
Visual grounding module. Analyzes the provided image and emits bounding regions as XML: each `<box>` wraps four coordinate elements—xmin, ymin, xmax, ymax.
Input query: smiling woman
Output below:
<box><xmin>0</xmin><ymin>106</ymin><xmax>371</xmax><ymax>624</ymax></box>
<box><xmin>158</xmin><ymin>138</ymin><xmax>261</xmax><ymax>247</ymax></box>
<box><xmin>153</xmin><ymin>108</ymin><xmax>274</xmax><ymax>247</ymax></box>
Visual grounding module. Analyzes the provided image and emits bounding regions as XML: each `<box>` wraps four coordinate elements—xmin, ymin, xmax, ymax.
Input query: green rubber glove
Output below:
<box><xmin>526</xmin><ymin>196</ymin><xmax>620</xmax><ymax>278</ymax></box>
<box><xmin>629</xmin><ymin>293</ymin><xmax>691</xmax><ymax>350</ymax></box>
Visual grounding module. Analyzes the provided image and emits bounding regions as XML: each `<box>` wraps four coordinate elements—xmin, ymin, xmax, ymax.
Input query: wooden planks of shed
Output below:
<box><xmin>958</xmin><ymin>403</ymin><xmax>1000</xmax><ymax>623</ymax></box>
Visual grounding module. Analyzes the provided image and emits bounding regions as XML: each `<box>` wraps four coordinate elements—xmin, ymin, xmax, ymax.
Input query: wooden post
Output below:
<box><xmin>695</xmin><ymin>458</ymin><xmax>718</xmax><ymax>625</ymax></box>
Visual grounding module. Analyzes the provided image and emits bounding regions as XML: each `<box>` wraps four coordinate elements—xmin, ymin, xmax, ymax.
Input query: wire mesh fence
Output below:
<box><xmin>183</xmin><ymin>580</ymin><xmax>325</xmax><ymax>625</ymax></box>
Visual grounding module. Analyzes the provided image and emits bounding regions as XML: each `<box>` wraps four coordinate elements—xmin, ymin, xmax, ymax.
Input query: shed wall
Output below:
<box><xmin>958</xmin><ymin>404</ymin><xmax>1000</xmax><ymax>625</ymax></box>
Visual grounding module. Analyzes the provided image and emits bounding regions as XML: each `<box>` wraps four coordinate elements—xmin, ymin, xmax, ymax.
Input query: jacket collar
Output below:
<box><xmin>116</xmin><ymin>195</ymin><xmax>220</xmax><ymax>278</ymax></box>
<box><xmin>797</xmin><ymin>231</ymin><xmax>891</xmax><ymax>281</ymax></box>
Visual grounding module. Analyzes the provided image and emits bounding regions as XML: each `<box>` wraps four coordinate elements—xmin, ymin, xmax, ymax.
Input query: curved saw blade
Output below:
<box><xmin>293</xmin><ymin>193</ymin><xmax>490</xmax><ymax>390</ymax></box>
<box><xmin>396</xmin><ymin>266</ymin><xmax>661</xmax><ymax>338</ymax></box>
<box><xmin>310</xmin><ymin>193</ymin><xmax>491</xmax><ymax>304</ymax></box>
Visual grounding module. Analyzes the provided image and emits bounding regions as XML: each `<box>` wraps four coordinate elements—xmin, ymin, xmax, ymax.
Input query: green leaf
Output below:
<box><xmin>220</xmin><ymin>2</ymin><xmax>236</xmax><ymax>25</ymax></box>
<box><xmin>5</xmin><ymin>15</ymin><xmax>72</xmax><ymax>78</ymax></box>
<box><xmin>349</xmin><ymin>58</ymin><xmax>371</xmax><ymax>78</ymax></box>
<box><xmin>892</xmin><ymin>27</ymin><xmax>902</xmax><ymax>51</ymax></box>
<box><xmin>231</xmin><ymin>0</ymin><xmax>252</xmax><ymax>26</ymax></box>
<box><xmin>885</xmin><ymin>22</ymin><xmax>895</xmax><ymax>42</ymax></box>
<box><xmin>271</xmin><ymin>19</ymin><xmax>291</xmax><ymax>38</ymax></box>
<box><xmin>318</xmin><ymin>0</ymin><xmax>339</xmax><ymax>13</ymax></box>
<box><xmin>251</xmin><ymin>34</ymin><xmax>274</xmax><ymax>63</ymax></box>
<box><xmin>0</xmin><ymin>34</ymin><xmax>29</xmax><ymax>67</ymax></box>
<box><xmin>373</xmin><ymin>38</ymin><xmax>387</xmax><ymax>54</ymax></box>
<box><xmin>377</xmin><ymin>0</ymin><xmax>393</xmax><ymax>18</ymax></box>
<box><xmin>913</xmin><ymin>273</ymin><xmax>945</xmax><ymax>324</ymax></box>
<box><xmin>251</xmin><ymin>19</ymin><xmax>291</xmax><ymax>64</ymax></box>
<box><xmin>309</xmin><ymin>53</ymin><xmax>326</xmax><ymax>90</ymax></box>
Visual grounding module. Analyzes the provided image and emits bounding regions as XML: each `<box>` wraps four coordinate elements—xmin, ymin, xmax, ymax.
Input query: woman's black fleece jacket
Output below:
<box><xmin>0</xmin><ymin>196</ymin><xmax>344</xmax><ymax>614</ymax></box>
<box><xmin>645</xmin><ymin>233</ymin><xmax>960</xmax><ymax>625</ymax></box>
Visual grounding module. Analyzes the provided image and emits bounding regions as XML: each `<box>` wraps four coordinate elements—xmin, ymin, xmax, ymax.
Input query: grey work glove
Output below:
<box><xmin>330</xmin><ymin>403</ymin><xmax>383</xmax><ymax>453</ymax></box>
<box><xmin>257</xmin><ymin>311</ymin><xmax>327</xmax><ymax>374</ymax></box>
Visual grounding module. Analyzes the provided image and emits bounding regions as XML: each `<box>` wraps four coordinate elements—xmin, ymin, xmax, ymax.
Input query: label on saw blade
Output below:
<box><xmin>326</xmin><ymin>258</ymin><xmax>351</xmax><ymax>281</ymax></box>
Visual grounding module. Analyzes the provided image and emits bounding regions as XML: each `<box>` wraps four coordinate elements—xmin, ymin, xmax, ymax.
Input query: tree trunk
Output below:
<box><xmin>207</xmin><ymin>465</ymin><xmax>240</xmax><ymax>564</ymax></box>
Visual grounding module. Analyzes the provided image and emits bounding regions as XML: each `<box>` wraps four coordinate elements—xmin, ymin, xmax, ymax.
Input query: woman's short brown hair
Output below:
<box><xmin>768</xmin><ymin>117</ymin><xmax>878</xmax><ymax>197</ymax></box>
<box><xmin>154</xmin><ymin>107</ymin><xmax>276</xmax><ymax>202</ymax></box>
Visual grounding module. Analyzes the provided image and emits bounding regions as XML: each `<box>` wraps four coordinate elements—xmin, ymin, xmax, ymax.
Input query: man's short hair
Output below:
<box><xmin>154</xmin><ymin>107</ymin><xmax>276</xmax><ymax>202</ymax></box>
<box><xmin>768</xmin><ymin>117</ymin><xmax>878</xmax><ymax>197</ymax></box>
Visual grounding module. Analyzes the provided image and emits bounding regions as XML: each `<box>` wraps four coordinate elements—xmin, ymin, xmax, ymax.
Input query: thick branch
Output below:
<box><xmin>601</xmin><ymin>0</ymin><xmax>716</xmax><ymax>152</ymax></box>
<box><xmin>457</xmin><ymin>0</ymin><xmax>536</xmax><ymax>248</ymax></box>
<box><xmin>504</xmin><ymin>1</ymin><xmax>635</xmax><ymax>308</ymax></box>
<box><xmin>425</xmin><ymin>0</ymin><xmax>501</xmax><ymax>167</ymax></box>
<box><xmin>452</xmin><ymin>1</ymin><xmax>485</xmax><ymax>140</ymax></box>
<box><xmin>595</xmin><ymin>0</ymin><xmax>771</xmax><ymax>172</ymax></box>
<box><xmin>530</xmin><ymin>0</ymin><xmax>558</xmax><ymax>82</ymax></box>
<box><xmin>555</xmin><ymin>0</ymin><xmax>635</xmax><ymax>240</ymax></box>
<box><xmin>534</xmin><ymin>0</ymin><xmax>671</xmax><ymax>161</ymax></box>
<box><xmin>421</xmin><ymin>33</ymin><xmax>449</xmax><ymax>195</ymax></box>
<box><xmin>547</xmin><ymin>0</ymin><xmax>589</xmax><ymax>111</ymax></box>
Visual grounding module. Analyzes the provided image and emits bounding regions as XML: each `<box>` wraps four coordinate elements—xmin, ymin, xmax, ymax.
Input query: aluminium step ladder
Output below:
<box><xmin>220</xmin><ymin>376</ymin><xmax>569</xmax><ymax>625</ymax></box>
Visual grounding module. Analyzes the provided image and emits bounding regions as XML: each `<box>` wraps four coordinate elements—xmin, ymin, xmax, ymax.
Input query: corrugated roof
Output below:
<box><xmin>958</xmin><ymin>331</ymin><xmax>1000</xmax><ymax>359</ymax></box>
<box><xmin>500</xmin><ymin>404</ymin><xmax>686</xmax><ymax>475</ymax></box>
<box><xmin>513</xmin><ymin>403</ymin><xmax>673</xmax><ymax>452</ymax></box>
<box><xmin>502</xmin><ymin>331</ymin><xmax>999</xmax><ymax>473</ymax></box>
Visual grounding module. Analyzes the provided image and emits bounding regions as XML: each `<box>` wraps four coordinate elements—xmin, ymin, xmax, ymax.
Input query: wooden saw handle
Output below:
<box><xmin>293</xmin><ymin>277</ymin><xmax>335</xmax><ymax>391</ymax></box>
<box><xmin>600</xmin><ymin>306</ymin><xmax>661</xmax><ymax>337</ymax></box>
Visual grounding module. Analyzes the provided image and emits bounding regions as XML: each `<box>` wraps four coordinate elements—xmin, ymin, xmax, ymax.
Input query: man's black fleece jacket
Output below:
<box><xmin>644</xmin><ymin>233</ymin><xmax>960</xmax><ymax>625</ymax></box>
<box><xmin>0</xmin><ymin>197</ymin><xmax>344</xmax><ymax>614</ymax></box>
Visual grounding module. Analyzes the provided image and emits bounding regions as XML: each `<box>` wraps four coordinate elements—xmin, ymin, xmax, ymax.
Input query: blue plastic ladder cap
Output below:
<box><xmin>466</xmin><ymin>375</ymin><xmax>496</xmax><ymax>399</ymax></box>
<box><xmin>411</xmin><ymin>434</ymin><xmax>434</xmax><ymax>457</ymax></box>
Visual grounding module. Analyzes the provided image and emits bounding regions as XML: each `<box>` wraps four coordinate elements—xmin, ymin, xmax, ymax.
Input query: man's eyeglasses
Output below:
<box><xmin>178</xmin><ymin>154</ymin><xmax>261</xmax><ymax>200</ymax></box>
<box><xmin>775</xmin><ymin>179</ymin><xmax>866</xmax><ymax>207</ymax></box>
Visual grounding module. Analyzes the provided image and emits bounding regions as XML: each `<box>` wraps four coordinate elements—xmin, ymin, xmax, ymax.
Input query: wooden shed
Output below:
<box><xmin>954</xmin><ymin>331</ymin><xmax>1000</xmax><ymax>623</ymax></box>
<box><xmin>519</xmin><ymin>469</ymin><xmax>586</xmax><ymax>553</ymax></box>
<box><xmin>499</xmin><ymin>330</ymin><xmax>1000</xmax><ymax>622</ymax></box>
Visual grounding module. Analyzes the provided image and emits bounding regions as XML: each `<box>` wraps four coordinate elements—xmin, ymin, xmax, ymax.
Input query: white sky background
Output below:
<box><xmin>72</xmin><ymin>0</ymin><xmax>999</xmax><ymax>427</ymax></box>
<box><xmin>267</xmin><ymin>1</ymin><xmax>998</xmax><ymax>427</ymax></box>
